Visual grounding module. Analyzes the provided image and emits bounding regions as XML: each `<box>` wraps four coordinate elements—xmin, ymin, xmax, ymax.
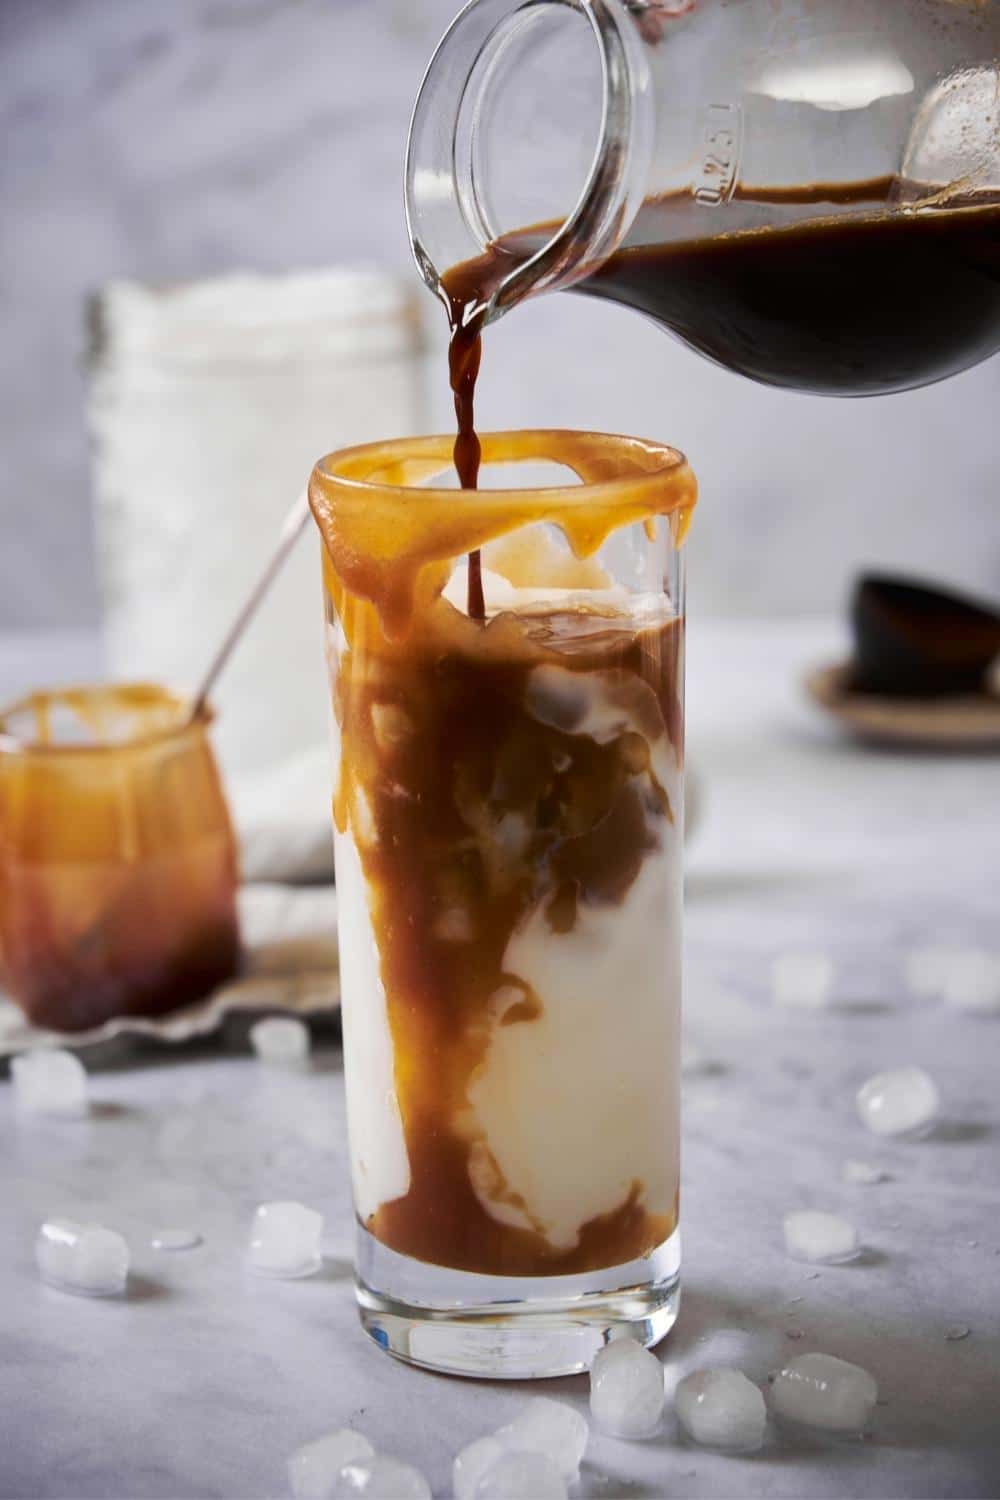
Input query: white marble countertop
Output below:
<box><xmin>2</xmin><ymin>621</ymin><xmax>999</xmax><ymax>1500</ymax></box>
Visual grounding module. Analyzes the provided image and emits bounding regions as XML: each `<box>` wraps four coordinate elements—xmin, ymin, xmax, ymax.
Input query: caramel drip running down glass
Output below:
<box><xmin>309</xmin><ymin>431</ymin><xmax>696</xmax><ymax>1378</ymax></box>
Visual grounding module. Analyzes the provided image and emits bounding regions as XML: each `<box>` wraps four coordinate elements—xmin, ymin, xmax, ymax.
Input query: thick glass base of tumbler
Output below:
<box><xmin>355</xmin><ymin>1225</ymin><xmax>680</xmax><ymax>1379</ymax></box>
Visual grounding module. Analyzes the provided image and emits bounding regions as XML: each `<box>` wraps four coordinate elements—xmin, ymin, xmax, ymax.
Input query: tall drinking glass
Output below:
<box><xmin>309</xmin><ymin>430</ymin><xmax>696</xmax><ymax>1377</ymax></box>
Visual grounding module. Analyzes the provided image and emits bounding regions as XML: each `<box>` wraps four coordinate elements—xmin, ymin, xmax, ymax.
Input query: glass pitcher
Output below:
<box><xmin>406</xmin><ymin>0</ymin><xmax>1000</xmax><ymax>394</ymax></box>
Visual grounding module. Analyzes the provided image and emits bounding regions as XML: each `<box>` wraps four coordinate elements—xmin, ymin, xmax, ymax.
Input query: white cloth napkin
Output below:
<box><xmin>229</xmin><ymin>745</ymin><xmax>335</xmax><ymax>885</ymax></box>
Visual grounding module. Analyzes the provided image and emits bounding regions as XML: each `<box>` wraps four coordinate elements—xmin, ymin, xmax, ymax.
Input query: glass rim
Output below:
<box><xmin>405</xmin><ymin>0</ymin><xmax>654</xmax><ymax>323</ymax></box>
<box><xmin>311</xmin><ymin>428</ymin><xmax>692</xmax><ymax>508</ymax></box>
<box><xmin>0</xmin><ymin>681</ymin><xmax>214</xmax><ymax>759</ymax></box>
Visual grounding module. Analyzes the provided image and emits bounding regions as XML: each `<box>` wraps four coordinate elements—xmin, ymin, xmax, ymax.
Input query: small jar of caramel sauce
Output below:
<box><xmin>0</xmin><ymin>683</ymin><xmax>240</xmax><ymax>1033</ymax></box>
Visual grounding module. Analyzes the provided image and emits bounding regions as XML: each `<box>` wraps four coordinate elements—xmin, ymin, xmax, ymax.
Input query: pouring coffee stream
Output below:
<box><xmin>446</xmin><ymin>288</ymin><xmax>487</xmax><ymax>621</ymax></box>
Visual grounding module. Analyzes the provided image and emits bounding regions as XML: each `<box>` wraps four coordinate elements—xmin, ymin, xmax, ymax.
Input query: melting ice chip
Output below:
<box><xmin>857</xmin><ymin>1067</ymin><xmax>940</xmax><ymax>1137</ymax></box>
<box><xmin>494</xmin><ymin>1399</ymin><xmax>588</xmax><ymax>1480</ymax></box>
<box><xmin>247</xmin><ymin>1200</ymin><xmax>323</xmax><ymax>1278</ymax></box>
<box><xmin>842</xmin><ymin>1160</ymin><xmax>887</xmax><ymax>1186</ymax></box>
<box><xmin>783</xmin><ymin>1210</ymin><xmax>859</xmax><ymax>1264</ymax></box>
<box><xmin>151</xmin><ymin>1227</ymin><xmax>202</xmax><ymax>1252</ymax></box>
<box><xmin>330</xmin><ymin>1456</ymin><xmax>430</xmax><ymax>1498</ymax></box>
<box><xmin>589</xmin><ymin>1339</ymin><xmax>665</xmax><ymax>1439</ymax></box>
<box><xmin>770</xmin><ymin>1352</ymin><xmax>878</xmax><ymax>1432</ymax></box>
<box><xmin>288</xmin><ymin>1430</ymin><xmax>374</xmax><ymax>1500</ymax></box>
<box><xmin>36</xmin><ymin>1217</ymin><xmax>129</xmax><ymax>1296</ymax></box>
<box><xmin>674</xmin><ymin>1368</ymin><xmax>767</xmax><ymax>1451</ymax></box>
<box><xmin>12</xmin><ymin>1049</ymin><xmax>88</xmax><ymax>1117</ymax></box>
<box><xmin>474</xmin><ymin>1450</ymin><xmax>566</xmax><ymax>1500</ymax></box>
<box><xmin>250</xmin><ymin>1016</ymin><xmax>310</xmax><ymax>1068</ymax></box>
<box><xmin>771</xmin><ymin>952</ymin><xmax>834</xmax><ymax>1010</ymax></box>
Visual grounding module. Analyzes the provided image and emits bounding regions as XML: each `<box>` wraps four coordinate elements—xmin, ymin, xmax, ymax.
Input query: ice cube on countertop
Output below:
<box><xmin>589</xmin><ymin>1338</ymin><xmax>665</xmax><ymax>1439</ymax></box>
<box><xmin>36</xmin><ymin>1218</ymin><xmax>128</xmax><ymax>1296</ymax></box>
<box><xmin>906</xmin><ymin>947</ymin><xmax>1000</xmax><ymax>1011</ymax></box>
<box><xmin>247</xmin><ymin>1200</ymin><xmax>323</xmax><ymax>1278</ymax></box>
<box><xmin>289</xmin><ymin>1430</ymin><xmax>374</xmax><ymax>1500</ymax></box>
<box><xmin>857</xmin><ymin>1067</ymin><xmax>939</xmax><ymax>1137</ymax></box>
<box><xmin>454</xmin><ymin>1437</ymin><xmax>506</xmax><ymax>1500</ymax></box>
<box><xmin>772</xmin><ymin>952</ymin><xmax>834</xmax><ymax>1009</ymax></box>
<box><xmin>674</xmin><ymin>1368</ymin><xmax>767</xmax><ymax>1451</ymax></box>
<box><xmin>842</xmin><ymin>1160</ymin><xmax>887</xmax><ymax>1185</ymax></box>
<box><xmin>455</xmin><ymin>1398</ymin><xmax>586</xmax><ymax>1497</ymax></box>
<box><xmin>475</xmin><ymin>1450</ymin><xmax>566</xmax><ymax>1500</ymax></box>
<box><xmin>784</xmin><ymin>1210</ymin><xmax>859</xmax><ymax>1263</ymax></box>
<box><xmin>770</xmin><ymin>1352</ymin><xmax>878</xmax><ymax>1432</ymax></box>
<box><xmin>250</xmin><ymin>1016</ymin><xmax>311</xmax><ymax>1068</ymax></box>
<box><xmin>493</xmin><ymin>1399</ymin><xmax>587</xmax><ymax>1481</ymax></box>
<box><xmin>941</xmin><ymin>951</ymin><xmax>1000</xmax><ymax>1013</ymax></box>
<box><xmin>12</xmin><ymin>1050</ymin><xmax>88</xmax><ymax>1117</ymax></box>
<box><xmin>331</xmin><ymin>1456</ymin><xmax>430</xmax><ymax>1498</ymax></box>
<box><xmin>904</xmin><ymin>947</ymin><xmax>954</xmax><ymax>997</ymax></box>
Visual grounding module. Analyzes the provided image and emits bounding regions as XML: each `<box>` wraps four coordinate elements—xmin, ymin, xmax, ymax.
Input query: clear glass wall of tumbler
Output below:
<box><xmin>310</xmin><ymin>429</ymin><xmax>695</xmax><ymax>1377</ymax></box>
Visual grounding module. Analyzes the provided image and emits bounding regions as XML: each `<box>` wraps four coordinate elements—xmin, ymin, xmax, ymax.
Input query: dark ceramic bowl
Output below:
<box><xmin>850</xmin><ymin>575</ymin><xmax>1000</xmax><ymax>698</ymax></box>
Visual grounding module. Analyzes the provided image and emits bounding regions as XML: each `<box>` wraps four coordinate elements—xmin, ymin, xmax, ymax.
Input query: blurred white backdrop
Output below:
<box><xmin>2</xmin><ymin>0</ymin><xmax>998</xmax><ymax>631</ymax></box>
